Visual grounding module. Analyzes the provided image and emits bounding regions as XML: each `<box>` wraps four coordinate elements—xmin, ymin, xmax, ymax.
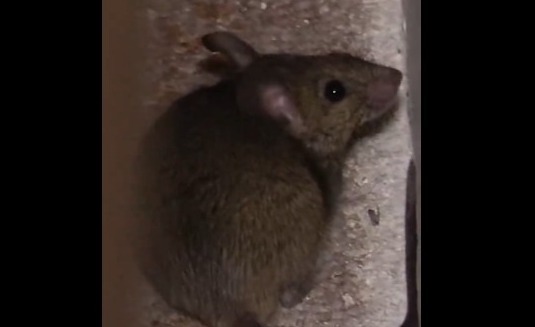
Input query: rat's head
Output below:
<box><xmin>202</xmin><ymin>32</ymin><xmax>402</xmax><ymax>158</ymax></box>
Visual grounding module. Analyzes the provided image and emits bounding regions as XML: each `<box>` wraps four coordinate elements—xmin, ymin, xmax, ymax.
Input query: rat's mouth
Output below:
<box><xmin>385</xmin><ymin>94</ymin><xmax>400</xmax><ymax>112</ymax></box>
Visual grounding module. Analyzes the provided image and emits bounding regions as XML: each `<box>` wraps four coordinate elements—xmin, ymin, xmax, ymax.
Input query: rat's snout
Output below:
<box><xmin>373</xmin><ymin>66</ymin><xmax>403</xmax><ymax>93</ymax></box>
<box><xmin>383</xmin><ymin>67</ymin><xmax>403</xmax><ymax>88</ymax></box>
<box><xmin>363</xmin><ymin>67</ymin><xmax>403</xmax><ymax>123</ymax></box>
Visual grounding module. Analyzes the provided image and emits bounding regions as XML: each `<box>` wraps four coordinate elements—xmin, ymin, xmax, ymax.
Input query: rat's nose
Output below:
<box><xmin>367</xmin><ymin>67</ymin><xmax>403</xmax><ymax>108</ymax></box>
<box><xmin>363</xmin><ymin>66</ymin><xmax>403</xmax><ymax>123</ymax></box>
<box><xmin>377</xmin><ymin>67</ymin><xmax>403</xmax><ymax>88</ymax></box>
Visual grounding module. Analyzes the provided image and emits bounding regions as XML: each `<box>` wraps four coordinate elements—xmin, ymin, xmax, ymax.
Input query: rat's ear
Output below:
<box><xmin>364</xmin><ymin>67</ymin><xmax>403</xmax><ymax>123</ymax></box>
<box><xmin>237</xmin><ymin>83</ymin><xmax>305</xmax><ymax>136</ymax></box>
<box><xmin>201</xmin><ymin>32</ymin><xmax>259</xmax><ymax>69</ymax></box>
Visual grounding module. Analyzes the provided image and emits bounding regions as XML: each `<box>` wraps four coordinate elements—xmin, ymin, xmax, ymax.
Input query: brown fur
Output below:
<box><xmin>134</xmin><ymin>32</ymin><xmax>402</xmax><ymax>327</ymax></box>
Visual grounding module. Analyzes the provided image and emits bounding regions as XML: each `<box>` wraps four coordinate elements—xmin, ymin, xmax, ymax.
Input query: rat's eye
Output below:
<box><xmin>324</xmin><ymin>80</ymin><xmax>346</xmax><ymax>103</ymax></box>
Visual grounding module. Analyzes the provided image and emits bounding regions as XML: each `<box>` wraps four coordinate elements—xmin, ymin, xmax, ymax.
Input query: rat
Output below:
<box><xmin>134</xmin><ymin>31</ymin><xmax>402</xmax><ymax>327</ymax></box>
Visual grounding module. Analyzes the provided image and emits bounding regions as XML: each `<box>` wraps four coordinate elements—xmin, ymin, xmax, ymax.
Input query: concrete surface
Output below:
<box><xmin>135</xmin><ymin>1</ymin><xmax>412</xmax><ymax>326</ymax></box>
<box><xmin>401</xmin><ymin>0</ymin><xmax>420</xmax><ymax>323</ymax></box>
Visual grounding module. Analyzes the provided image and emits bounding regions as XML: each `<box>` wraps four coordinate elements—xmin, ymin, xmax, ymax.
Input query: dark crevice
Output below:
<box><xmin>400</xmin><ymin>159</ymin><xmax>419</xmax><ymax>327</ymax></box>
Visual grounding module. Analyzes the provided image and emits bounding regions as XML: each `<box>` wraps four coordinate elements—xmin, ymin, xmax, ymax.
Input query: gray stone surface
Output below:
<box><xmin>401</xmin><ymin>0</ymin><xmax>421</xmax><ymax>323</ymax></box>
<box><xmin>135</xmin><ymin>1</ymin><xmax>412</xmax><ymax>326</ymax></box>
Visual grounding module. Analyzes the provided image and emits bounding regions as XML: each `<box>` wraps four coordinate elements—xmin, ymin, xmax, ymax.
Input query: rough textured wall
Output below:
<box><xmin>135</xmin><ymin>1</ymin><xmax>412</xmax><ymax>326</ymax></box>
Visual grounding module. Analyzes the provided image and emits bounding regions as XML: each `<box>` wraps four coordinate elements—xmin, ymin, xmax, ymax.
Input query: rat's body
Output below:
<box><xmin>138</xmin><ymin>80</ymin><xmax>326</xmax><ymax>327</ymax></box>
<box><xmin>135</xmin><ymin>32</ymin><xmax>402</xmax><ymax>327</ymax></box>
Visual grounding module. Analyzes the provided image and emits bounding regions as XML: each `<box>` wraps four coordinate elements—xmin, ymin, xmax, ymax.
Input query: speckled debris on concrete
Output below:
<box><xmin>135</xmin><ymin>1</ymin><xmax>412</xmax><ymax>326</ymax></box>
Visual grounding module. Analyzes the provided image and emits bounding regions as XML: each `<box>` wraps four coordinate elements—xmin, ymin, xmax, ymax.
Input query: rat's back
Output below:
<box><xmin>135</xmin><ymin>80</ymin><xmax>326</xmax><ymax>327</ymax></box>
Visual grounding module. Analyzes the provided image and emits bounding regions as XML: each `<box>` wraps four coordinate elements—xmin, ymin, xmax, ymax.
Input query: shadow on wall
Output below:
<box><xmin>401</xmin><ymin>0</ymin><xmax>421</xmax><ymax>325</ymax></box>
<box><xmin>401</xmin><ymin>159</ymin><xmax>418</xmax><ymax>327</ymax></box>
